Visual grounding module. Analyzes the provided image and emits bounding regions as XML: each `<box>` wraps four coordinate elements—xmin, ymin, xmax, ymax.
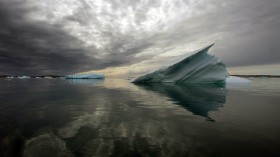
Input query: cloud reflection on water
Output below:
<box><xmin>1</xmin><ymin>79</ymin><xmax>227</xmax><ymax>157</ymax></box>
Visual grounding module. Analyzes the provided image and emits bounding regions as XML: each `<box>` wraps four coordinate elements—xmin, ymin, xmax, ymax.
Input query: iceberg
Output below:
<box><xmin>226</xmin><ymin>76</ymin><xmax>251</xmax><ymax>84</ymax></box>
<box><xmin>65</xmin><ymin>73</ymin><xmax>105</xmax><ymax>79</ymax></box>
<box><xmin>17</xmin><ymin>76</ymin><xmax>30</xmax><ymax>79</ymax></box>
<box><xmin>6</xmin><ymin>76</ymin><xmax>14</xmax><ymax>79</ymax></box>
<box><xmin>131</xmin><ymin>44</ymin><xmax>229</xmax><ymax>84</ymax></box>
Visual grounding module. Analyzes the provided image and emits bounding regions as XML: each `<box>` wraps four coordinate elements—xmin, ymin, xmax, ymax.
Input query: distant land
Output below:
<box><xmin>1</xmin><ymin>75</ymin><xmax>280</xmax><ymax>79</ymax></box>
<box><xmin>230</xmin><ymin>75</ymin><xmax>280</xmax><ymax>78</ymax></box>
<box><xmin>0</xmin><ymin>75</ymin><xmax>63</xmax><ymax>78</ymax></box>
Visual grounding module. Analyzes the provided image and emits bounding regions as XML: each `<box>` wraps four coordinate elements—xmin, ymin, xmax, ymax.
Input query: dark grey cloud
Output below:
<box><xmin>0</xmin><ymin>0</ymin><xmax>151</xmax><ymax>75</ymax></box>
<box><xmin>205</xmin><ymin>0</ymin><xmax>280</xmax><ymax>67</ymax></box>
<box><xmin>0</xmin><ymin>1</ymin><xmax>99</xmax><ymax>75</ymax></box>
<box><xmin>0</xmin><ymin>0</ymin><xmax>280</xmax><ymax>75</ymax></box>
<box><xmin>143</xmin><ymin>0</ymin><xmax>280</xmax><ymax>67</ymax></box>
<box><xmin>63</xmin><ymin>0</ymin><xmax>280</xmax><ymax>68</ymax></box>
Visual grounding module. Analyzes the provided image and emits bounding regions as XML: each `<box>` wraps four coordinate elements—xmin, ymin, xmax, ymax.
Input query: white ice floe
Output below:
<box><xmin>6</xmin><ymin>76</ymin><xmax>14</xmax><ymax>79</ymax></box>
<box><xmin>132</xmin><ymin>44</ymin><xmax>229</xmax><ymax>84</ymax></box>
<box><xmin>65</xmin><ymin>73</ymin><xmax>105</xmax><ymax>79</ymax></box>
<box><xmin>17</xmin><ymin>76</ymin><xmax>30</xmax><ymax>79</ymax></box>
<box><xmin>226</xmin><ymin>76</ymin><xmax>251</xmax><ymax>84</ymax></box>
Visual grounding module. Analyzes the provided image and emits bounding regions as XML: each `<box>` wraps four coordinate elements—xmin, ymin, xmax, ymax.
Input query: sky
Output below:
<box><xmin>0</xmin><ymin>0</ymin><xmax>280</xmax><ymax>76</ymax></box>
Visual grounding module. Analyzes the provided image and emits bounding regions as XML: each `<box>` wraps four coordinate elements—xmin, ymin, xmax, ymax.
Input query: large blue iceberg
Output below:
<box><xmin>65</xmin><ymin>73</ymin><xmax>105</xmax><ymax>79</ymax></box>
<box><xmin>132</xmin><ymin>44</ymin><xmax>229</xmax><ymax>84</ymax></box>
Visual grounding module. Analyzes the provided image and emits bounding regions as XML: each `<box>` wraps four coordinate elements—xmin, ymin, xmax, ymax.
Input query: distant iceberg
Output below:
<box><xmin>132</xmin><ymin>44</ymin><xmax>229</xmax><ymax>84</ymax></box>
<box><xmin>65</xmin><ymin>73</ymin><xmax>105</xmax><ymax>79</ymax></box>
<box><xmin>226</xmin><ymin>76</ymin><xmax>251</xmax><ymax>84</ymax></box>
<box><xmin>17</xmin><ymin>76</ymin><xmax>30</xmax><ymax>79</ymax></box>
<box><xmin>6</xmin><ymin>76</ymin><xmax>14</xmax><ymax>79</ymax></box>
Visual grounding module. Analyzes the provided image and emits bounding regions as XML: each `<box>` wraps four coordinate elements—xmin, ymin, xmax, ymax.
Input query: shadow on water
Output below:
<box><xmin>137</xmin><ymin>83</ymin><xmax>227</xmax><ymax>121</ymax></box>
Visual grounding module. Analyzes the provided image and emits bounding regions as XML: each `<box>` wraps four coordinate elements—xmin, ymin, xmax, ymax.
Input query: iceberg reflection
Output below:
<box><xmin>66</xmin><ymin>78</ymin><xmax>104</xmax><ymax>85</ymax></box>
<box><xmin>138</xmin><ymin>83</ymin><xmax>227</xmax><ymax>121</ymax></box>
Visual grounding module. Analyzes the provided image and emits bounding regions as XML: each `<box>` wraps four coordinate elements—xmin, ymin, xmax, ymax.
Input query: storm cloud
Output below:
<box><xmin>0</xmin><ymin>0</ymin><xmax>279</xmax><ymax>75</ymax></box>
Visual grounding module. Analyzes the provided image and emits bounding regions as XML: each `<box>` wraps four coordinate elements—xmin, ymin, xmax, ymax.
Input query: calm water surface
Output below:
<box><xmin>0</xmin><ymin>78</ymin><xmax>280</xmax><ymax>157</ymax></box>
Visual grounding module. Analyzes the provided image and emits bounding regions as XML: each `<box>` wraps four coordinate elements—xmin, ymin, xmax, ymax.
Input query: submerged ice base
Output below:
<box><xmin>132</xmin><ymin>44</ymin><xmax>229</xmax><ymax>84</ymax></box>
<box><xmin>65</xmin><ymin>73</ymin><xmax>104</xmax><ymax>79</ymax></box>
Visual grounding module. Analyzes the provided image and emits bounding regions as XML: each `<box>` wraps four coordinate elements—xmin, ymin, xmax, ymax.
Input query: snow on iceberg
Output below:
<box><xmin>65</xmin><ymin>73</ymin><xmax>105</xmax><ymax>79</ymax></box>
<box><xmin>131</xmin><ymin>44</ymin><xmax>229</xmax><ymax>84</ymax></box>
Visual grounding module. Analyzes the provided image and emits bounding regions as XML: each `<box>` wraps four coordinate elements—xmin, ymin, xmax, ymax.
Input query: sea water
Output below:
<box><xmin>0</xmin><ymin>78</ymin><xmax>279</xmax><ymax>157</ymax></box>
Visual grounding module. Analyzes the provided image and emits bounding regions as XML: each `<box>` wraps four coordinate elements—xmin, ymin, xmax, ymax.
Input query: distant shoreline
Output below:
<box><xmin>230</xmin><ymin>75</ymin><xmax>280</xmax><ymax>78</ymax></box>
<box><xmin>0</xmin><ymin>75</ymin><xmax>64</xmax><ymax>78</ymax></box>
<box><xmin>1</xmin><ymin>75</ymin><xmax>280</xmax><ymax>79</ymax></box>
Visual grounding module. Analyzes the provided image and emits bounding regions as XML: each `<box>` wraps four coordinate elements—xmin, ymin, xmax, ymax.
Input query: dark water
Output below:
<box><xmin>0</xmin><ymin>78</ymin><xmax>280</xmax><ymax>157</ymax></box>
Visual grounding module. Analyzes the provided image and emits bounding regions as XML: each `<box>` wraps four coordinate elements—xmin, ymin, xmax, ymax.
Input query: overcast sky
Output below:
<box><xmin>0</xmin><ymin>0</ymin><xmax>280</xmax><ymax>76</ymax></box>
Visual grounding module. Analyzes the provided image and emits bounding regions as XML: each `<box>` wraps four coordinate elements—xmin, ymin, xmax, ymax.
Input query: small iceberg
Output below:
<box><xmin>43</xmin><ymin>76</ymin><xmax>53</xmax><ymax>79</ymax></box>
<box><xmin>132</xmin><ymin>44</ymin><xmax>229</xmax><ymax>84</ymax></box>
<box><xmin>6</xmin><ymin>76</ymin><xmax>14</xmax><ymax>79</ymax></box>
<box><xmin>17</xmin><ymin>76</ymin><xmax>31</xmax><ymax>79</ymax></box>
<box><xmin>226</xmin><ymin>76</ymin><xmax>251</xmax><ymax>84</ymax></box>
<box><xmin>65</xmin><ymin>73</ymin><xmax>105</xmax><ymax>79</ymax></box>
